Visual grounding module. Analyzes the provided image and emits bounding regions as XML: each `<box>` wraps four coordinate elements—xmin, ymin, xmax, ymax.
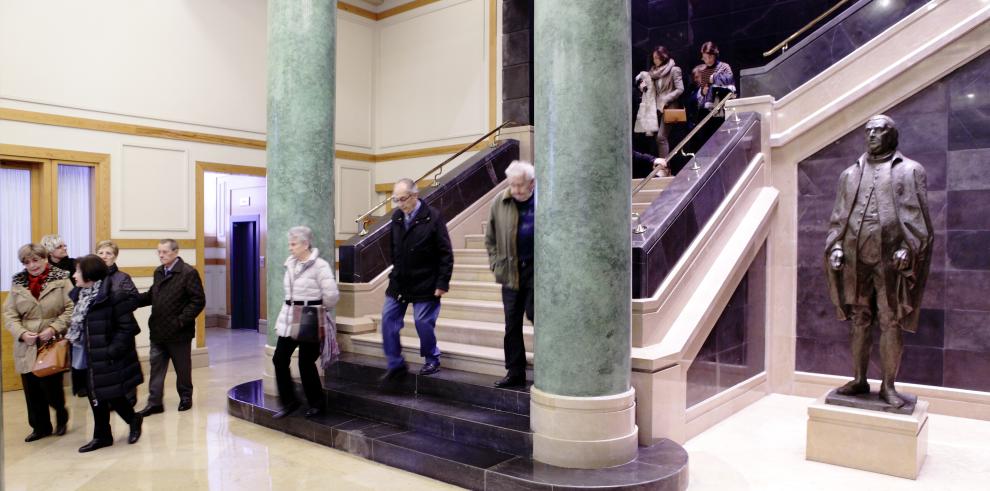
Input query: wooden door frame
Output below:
<box><xmin>195</xmin><ymin>162</ymin><xmax>267</xmax><ymax>341</ymax></box>
<box><xmin>0</xmin><ymin>145</ymin><xmax>110</xmax><ymax>391</ymax></box>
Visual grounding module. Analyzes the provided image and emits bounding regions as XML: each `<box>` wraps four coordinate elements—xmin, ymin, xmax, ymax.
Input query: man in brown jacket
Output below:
<box><xmin>136</xmin><ymin>239</ymin><xmax>205</xmax><ymax>416</ymax></box>
<box><xmin>485</xmin><ymin>160</ymin><xmax>535</xmax><ymax>388</ymax></box>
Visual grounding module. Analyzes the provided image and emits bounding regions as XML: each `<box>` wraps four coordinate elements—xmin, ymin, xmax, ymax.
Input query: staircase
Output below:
<box><xmin>346</xmin><ymin>176</ymin><xmax>674</xmax><ymax>377</ymax></box>
<box><xmin>228</xmin><ymin>353</ymin><xmax>688</xmax><ymax>490</ymax></box>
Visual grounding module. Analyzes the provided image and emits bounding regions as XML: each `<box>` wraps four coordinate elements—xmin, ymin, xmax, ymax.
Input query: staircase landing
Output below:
<box><xmin>228</xmin><ymin>353</ymin><xmax>688</xmax><ymax>490</ymax></box>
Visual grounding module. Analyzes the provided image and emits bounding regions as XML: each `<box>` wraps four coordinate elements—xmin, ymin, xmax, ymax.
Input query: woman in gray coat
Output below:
<box><xmin>647</xmin><ymin>45</ymin><xmax>684</xmax><ymax>159</ymax></box>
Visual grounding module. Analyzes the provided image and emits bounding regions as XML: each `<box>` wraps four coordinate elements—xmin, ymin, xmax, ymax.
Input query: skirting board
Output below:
<box><xmin>793</xmin><ymin>371</ymin><xmax>990</xmax><ymax>421</ymax></box>
<box><xmin>685</xmin><ymin>373</ymin><xmax>769</xmax><ymax>441</ymax></box>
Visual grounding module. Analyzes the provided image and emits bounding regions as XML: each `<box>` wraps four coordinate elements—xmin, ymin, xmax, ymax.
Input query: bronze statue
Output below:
<box><xmin>824</xmin><ymin>114</ymin><xmax>934</xmax><ymax>409</ymax></box>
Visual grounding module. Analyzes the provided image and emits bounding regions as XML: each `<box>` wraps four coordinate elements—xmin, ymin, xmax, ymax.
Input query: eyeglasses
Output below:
<box><xmin>391</xmin><ymin>195</ymin><xmax>413</xmax><ymax>204</ymax></box>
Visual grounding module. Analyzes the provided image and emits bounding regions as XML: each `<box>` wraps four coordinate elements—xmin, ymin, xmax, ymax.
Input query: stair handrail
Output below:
<box><xmin>763</xmin><ymin>0</ymin><xmax>850</xmax><ymax>57</ymax></box>
<box><xmin>631</xmin><ymin>93</ymin><xmax>736</xmax><ymax>204</ymax></box>
<box><xmin>354</xmin><ymin>121</ymin><xmax>520</xmax><ymax>236</ymax></box>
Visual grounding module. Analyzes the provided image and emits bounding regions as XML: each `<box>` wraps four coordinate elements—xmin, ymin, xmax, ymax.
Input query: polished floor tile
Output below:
<box><xmin>2</xmin><ymin>328</ymin><xmax>460</xmax><ymax>490</ymax></box>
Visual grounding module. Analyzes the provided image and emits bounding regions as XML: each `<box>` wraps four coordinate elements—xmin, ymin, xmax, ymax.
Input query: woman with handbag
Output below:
<box><xmin>271</xmin><ymin>226</ymin><xmax>340</xmax><ymax>419</ymax></box>
<box><xmin>68</xmin><ymin>255</ymin><xmax>144</xmax><ymax>452</ymax></box>
<box><xmin>2</xmin><ymin>243</ymin><xmax>73</xmax><ymax>442</ymax></box>
<box><xmin>648</xmin><ymin>45</ymin><xmax>684</xmax><ymax>161</ymax></box>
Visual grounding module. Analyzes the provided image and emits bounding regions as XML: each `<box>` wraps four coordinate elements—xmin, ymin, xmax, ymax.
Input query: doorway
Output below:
<box><xmin>230</xmin><ymin>215</ymin><xmax>260</xmax><ymax>330</ymax></box>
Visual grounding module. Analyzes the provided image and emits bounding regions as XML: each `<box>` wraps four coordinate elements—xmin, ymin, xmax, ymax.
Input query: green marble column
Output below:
<box><xmin>534</xmin><ymin>1</ymin><xmax>631</xmax><ymax>397</ymax></box>
<box><xmin>265</xmin><ymin>0</ymin><xmax>336</xmax><ymax>345</ymax></box>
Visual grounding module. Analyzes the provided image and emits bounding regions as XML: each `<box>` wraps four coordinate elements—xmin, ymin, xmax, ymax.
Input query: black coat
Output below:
<box><xmin>137</xmin><ymin>257</ymin><xmax>206</xmax><ymax>343</ymax></box>
<box><xmin>70</xmin><ymin>279</ymin><xmax>143</xmax><ymax>402</ymax></box>
<box><xmin>386</xmin><ymin>202</ymin><xmax>454</xmax><ymax>303</ymax></box>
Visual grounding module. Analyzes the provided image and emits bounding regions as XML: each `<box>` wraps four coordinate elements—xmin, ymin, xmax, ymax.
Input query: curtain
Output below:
<box><xmin>1</xmin><ymin>168</ymin><xmax>32</xmax><ymax>291</ymax></box>
<box><xmin>58</xmin><ymin>165</ymin><xmax>93</xmax><ymax>261</ymax></box>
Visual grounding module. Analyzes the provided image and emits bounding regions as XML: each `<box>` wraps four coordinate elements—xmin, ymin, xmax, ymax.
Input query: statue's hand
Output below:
<box><xmin>829</xmin><ymin>249</ymin><xmax>844</xmax><ymax>270</ymax></box>
<box><xmin>893</xmin><ymin>249</ymin><xmax>911</xmax><ymax>270</ymax></box>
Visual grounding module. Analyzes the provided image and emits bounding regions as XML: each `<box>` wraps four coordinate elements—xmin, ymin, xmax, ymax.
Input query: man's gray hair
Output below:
<box><xmin>159</xmin><ymin>238</ymin><xmax>179</xmax><ymax>251</ymax></box>
<box><xmin>505</xmin><ymin>160</ymin><xmax>535</xmax><ymax>181</ymax></box>
<box><xmin>287</xmin><ymin>226</ymin><xmax>314</xmax><ymax>248</ymax></box>
<box><xmin>395</xmin><ymin>178</ymin><xmax>418</xmax><ymax>194</ymax></box>
<box><xmin>40</xmin><ymin>234</ymin><xmax>64</xmax><ymax>254</ymax></box>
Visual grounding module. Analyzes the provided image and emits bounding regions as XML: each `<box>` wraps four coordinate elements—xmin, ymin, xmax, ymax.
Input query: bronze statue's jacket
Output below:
<box><xmin>824</xmin><ymin>152</ymin><xmax>933</xmax><ymax>332</ymax></box>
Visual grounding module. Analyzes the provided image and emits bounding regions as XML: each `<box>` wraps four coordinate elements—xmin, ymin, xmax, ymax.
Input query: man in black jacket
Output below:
<box><xmin>135</xmin><ymin>239</ymin><xmax>205</xmax><ymax>416</ymax></box>
<box><xmin>380</xmin><ymin>178</ymin><xmax>454</xmax><ymax>382</ymax></box>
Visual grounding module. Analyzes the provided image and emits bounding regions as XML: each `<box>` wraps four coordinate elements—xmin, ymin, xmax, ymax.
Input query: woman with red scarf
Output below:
<box><xmin>2</xmin><ymin>243</ymin><xmax>74</xmax><ymax>442</ymax></box>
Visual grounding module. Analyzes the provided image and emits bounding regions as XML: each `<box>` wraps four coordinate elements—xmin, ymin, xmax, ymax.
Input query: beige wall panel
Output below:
<box><xmin>337</xmin><ymin>162</ymin><xmax>375</xmax><ymax>237</ymax></box>
<box><xmin>337</xmin><ymin>16</ymin><xmax>375</xmax><ymax>149</ymax></box>
<box><xmin>376</xmin><ymin>0</ymin><xmax>487</xmax><ymax>149</ymax></box>
<box><xmin>0</xmin><ymin>0</ymin><xmax>267</xmax><ymax>133</ymax></box>
<box><xmin>116</xmin><ymin>249</ymin><xmax>198</xmax><ymax>268</ymax></box>
<box><xmin>373</xmin><ymin>151</ymin><xmax>477</xmax><ymax>185</ymax></box>
<box><xmin>119</xmin><ymin>145</ymin><xmax>190</xmax><ymax>232</ymax></box>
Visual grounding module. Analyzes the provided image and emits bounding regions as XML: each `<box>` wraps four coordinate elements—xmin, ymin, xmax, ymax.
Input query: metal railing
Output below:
<box><xmin>631</xmin><ymin>93</ymin><xmax>737</xmax><ymax>234</ymax></box>
<box><xmin>354</xmin><ymin>120</ymin><xmax>519</xmax><ymax>236</ymax></box>
<box><xmin>763</xmin><ymin>0</ymin><xmax>850</xmax><ymax>57</ymax></box>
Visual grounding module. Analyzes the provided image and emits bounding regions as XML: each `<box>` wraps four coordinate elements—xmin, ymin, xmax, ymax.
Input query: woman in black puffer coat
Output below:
<box><xmin>68</xmin><ymin>255</ymin><xmax>144</xmax><ymax>453</ymax></box>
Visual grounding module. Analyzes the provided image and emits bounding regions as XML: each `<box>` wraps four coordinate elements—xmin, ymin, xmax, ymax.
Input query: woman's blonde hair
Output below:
<box><xmin>94</xmin><ymin>240</ymin><xmax>120</xmax><ymax>257</ymax></box>
<box><xmin>17</xmin><ymin>243</ymin><xmax>49</xmax><ymax>264</ymax></box>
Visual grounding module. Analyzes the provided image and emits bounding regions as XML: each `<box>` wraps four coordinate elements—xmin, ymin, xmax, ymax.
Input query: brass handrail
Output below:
<box><xmin>763</xmin><ymin>0</ymin><xmax>850</xmax><ymax>57</ymax></box>
<box><xmin>631</xmin><ymin>93</ymin><xmax>736</xmax><ymax>200</ymax></box>
<box><xmin>354</xmin><ymin>120</ymin><xmax>519</xmax><ymax>236</ymax></box>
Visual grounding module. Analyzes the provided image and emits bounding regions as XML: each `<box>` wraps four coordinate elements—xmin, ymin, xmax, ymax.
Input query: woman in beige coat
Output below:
<box><xmin>3</xmin><ymin>243</ymin><xmax>74</xmax><ymax>442</ymax></box>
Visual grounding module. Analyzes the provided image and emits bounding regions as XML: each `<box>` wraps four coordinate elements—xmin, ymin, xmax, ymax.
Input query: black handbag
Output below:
<box><xmin>294</xmin><ymin>306</ymin><xmax>323</xmax><ymax>343</ymax></box>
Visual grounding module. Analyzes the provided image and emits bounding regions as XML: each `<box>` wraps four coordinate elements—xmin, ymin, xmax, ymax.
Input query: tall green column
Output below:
<box><xmin>531</xmin><ymin>0</ymin><xmax>637</xmax><ymax>468</ymax></box>
<box><xmin>265</xmin><ymin>1</ymin><xmax>336</xmax><ymax>350</ymax></box>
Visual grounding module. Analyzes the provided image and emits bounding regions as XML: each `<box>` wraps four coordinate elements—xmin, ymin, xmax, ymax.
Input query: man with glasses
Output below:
<box><xmin>379</xmin><ymin>178</ymin><xmax>453</xmax><ymax>387</ymax></box>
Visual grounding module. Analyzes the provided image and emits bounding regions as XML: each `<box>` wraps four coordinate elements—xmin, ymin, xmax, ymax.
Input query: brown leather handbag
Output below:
<box><xmin>662</xmin><ymin>108</ymin><xmax>687</xmax><ymax>124</ymax></box>
<box><xmin>32</xmin><ymin>337</ymin><xmax>71</xmax><ymax>377</ymax></box>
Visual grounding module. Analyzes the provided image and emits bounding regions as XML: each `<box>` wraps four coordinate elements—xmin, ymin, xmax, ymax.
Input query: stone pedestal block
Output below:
<box><xmin>806</xmin><ymin>393</ymin><xmax>928</xmax><ymax>479</ymax></box>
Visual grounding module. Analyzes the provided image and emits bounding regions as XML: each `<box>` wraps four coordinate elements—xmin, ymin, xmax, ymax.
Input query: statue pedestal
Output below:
<box><xmin>806</xmin><ymin>393</ymin><xmax>928</xmax><ymax>479</ymax></box>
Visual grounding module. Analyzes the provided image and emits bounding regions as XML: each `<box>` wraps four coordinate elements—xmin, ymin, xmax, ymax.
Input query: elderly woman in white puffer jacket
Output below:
<box><xmin>271</xmin><ymin>226</ymin><xmax>339</xmax><ymax>419</ymax></box>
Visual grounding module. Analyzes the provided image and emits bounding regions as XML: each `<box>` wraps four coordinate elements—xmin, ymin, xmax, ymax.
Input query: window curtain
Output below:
<box><xmin>1</xmin><ymin>168</ymin><xmax>32</xmax><ymax>291</ymax></box>
<box><xmin>57</xmin><ymin>165</ymin><xmax>93</xmax><ymax>261</ymax></box>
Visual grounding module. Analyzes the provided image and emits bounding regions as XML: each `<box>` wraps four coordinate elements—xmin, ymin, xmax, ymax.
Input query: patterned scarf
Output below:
<box><xmin>66</xmin><ymin>280</ymin><xmax>101</xmax><ymax>344</ymax></box>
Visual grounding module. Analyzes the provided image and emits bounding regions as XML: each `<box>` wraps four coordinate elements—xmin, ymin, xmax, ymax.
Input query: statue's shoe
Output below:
<box><xmin>835</xmin><ymin>379</ymin><xmax>870</xmax><ymax>396</ymax></box>
<box><xmin>880</xmin><ymin>388</ymin><xmax>906</xmax><ymax>408</ymax></box>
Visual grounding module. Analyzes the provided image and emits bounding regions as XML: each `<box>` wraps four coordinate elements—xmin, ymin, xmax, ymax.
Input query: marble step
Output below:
<box><xmin>229</xmin><ymin>380</ymin><xmax>690</xmax><ymax>491</ymax></box>
<box><xmin>324</xmin><ymin>377</ymin><xmax>534</xmax><ymax>456</ymax></box>
<box><xmin>369</xmin><ymin>313</ymin><xmax>534</xmax><ymax>351</ymax></box>
<box><xmin>453</xmin><ymin>248</ymin><xmax>489</xmax><ymax>265</ymax></box>
<box><xmin>452</xmin><ymin>264</ymin><xmax>496</xmax><ymax>282</ymax></box>
<box><xmin>464</xmin><ymin>234</ymin><xmax>485</xmax><ymax>249</ymax></box>
<box><xmin>439</xmin><ymin>297</ymin><xmax>532</xmax><ymax>324</ymax></box>
<box><xmin>445</xmin><ymin>280</ymin><xmax>502</xmax><ymax>301</ymax></box>
<box><xmin>633</xmin><ymin>202</ymin><xmax>652</xmax><ymax>215</ymax></box>
<box><xmin>349</xmin><ymin>333</ymin><xmax>533</xmax><ymax>376</ymax></box>
<box><xmin>330</xmin><ymin>352</ymin><xmax>531</xmax><ymax>416</ymax></box>
<box><xmin>635</xmin><ymin>187</ymin><xmax>664</xmax><ymax>202</ymax></box>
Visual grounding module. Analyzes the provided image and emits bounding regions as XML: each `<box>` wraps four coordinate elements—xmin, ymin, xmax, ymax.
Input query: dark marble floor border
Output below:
<box><xmin>228</xmin><ymin>380</ymin><xmax>689</xmax><ymax>491</ymax></box>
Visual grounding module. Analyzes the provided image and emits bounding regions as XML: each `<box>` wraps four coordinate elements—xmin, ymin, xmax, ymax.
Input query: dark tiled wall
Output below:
<box><xmin>796</xmin><ymin>50</ymin><xmax>990</xmax><ymax>392</ymax></box>
<box><xmin>502</xmin><ymin>0</ymin><xmax>533</xmax><ymax>126</ymax></box>
<box><xmin>687</xmin><ymin>242</ymin><xmax>767</xmax><ymax>408</ymax></box>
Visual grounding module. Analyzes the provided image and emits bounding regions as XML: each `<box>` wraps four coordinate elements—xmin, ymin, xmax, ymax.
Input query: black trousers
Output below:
<box><xmin>71</xmin><ymin>367</ymin><xmax>88</xmax><ymax>396</ymax></box>
<box><xmin>90</xmin><ymin>396</ymin><xmax>136</xmax><ymax>441</ymax></box>
<box><xmin>272</xmin><ymin>336</ymin><xmax>323</xmax><ymax>408</ymax></box>
<box><xmin>21</xmin><ymin>372</ymin><xmax>67</xmax><ymax>434</ymax></box>
<box><xmin>501</xmin><ymin>261</ymin><xmax>534</xmax><ymax>377</ymax></box>
<box><xmin>147</xmin><ymin>340</ymin><xmax>193</xmax><ymax>406</ymax></box>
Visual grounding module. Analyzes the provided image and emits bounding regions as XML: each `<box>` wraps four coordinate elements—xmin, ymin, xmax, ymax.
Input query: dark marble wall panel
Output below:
<box><xmin>339</xmin><ymin>141</ymin><xmax>519</xmax><ymax>283</ymax></box>
<box><xmin>795</xmin><ymin>50</ymin><xmax>990</xmax><ymax>393</ymax></box>
<box><xmin>740</xmin><ymin>0</ymin><xmax>928</xmax><ymax>98</ymax></box>
<box><xmin>687</xmin><ymin>243</ymin><xmax>767</xmax><ymax>408</ymax></box>
<box><xmin>501</xmin><ymin>0</ymin><xmax>533</xmax><ymax>126</ymax></box>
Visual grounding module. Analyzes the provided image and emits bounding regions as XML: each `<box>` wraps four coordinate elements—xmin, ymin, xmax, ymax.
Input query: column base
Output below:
<box><xmin>530</xmin><ymin>386</ymin><xmax>638</xmax><ymax>469</ymax></box>
<box><xmin>806</xmin><ymin>392</ymin><xmax>928</xmax><ymax>479</ymax></box>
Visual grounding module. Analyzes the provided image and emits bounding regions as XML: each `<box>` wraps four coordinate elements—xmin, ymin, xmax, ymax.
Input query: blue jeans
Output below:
<box><xmin>381</xmin><ymin>295</ymin><xmax>442</xmax><ymax>370</ymax></box>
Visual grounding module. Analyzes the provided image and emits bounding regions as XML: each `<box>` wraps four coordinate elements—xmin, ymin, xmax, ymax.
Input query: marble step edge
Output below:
<box><xmin>228</xmin><ymin>380</ymin><xmax>689</xmax><ymax>491</ymax></box>
<box><xmin>349</xmin><ymin>333</ymin><xmax>534</xmax><ymax>377</ymax></box>
<box><xmin>331</xmin><ymin>352</ymin><xmax>532</xmax><ymax>416</ymax></box>
<box><xmin>367</xmin><ymin>313</ymin><xmax>534</xmax><ymax>352</ymax></box>
<box><xmin>324</xmin><ymin>378</ymin><xmax>533</xmax><ymax>456</ymax></box>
